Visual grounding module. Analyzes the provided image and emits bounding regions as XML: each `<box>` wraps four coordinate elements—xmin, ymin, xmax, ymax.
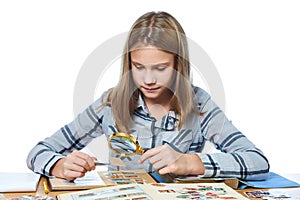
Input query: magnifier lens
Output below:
<box><xmin>108</xmin><ymin>132</ymin><xmax>145</xmax><ymax>157</ymax></box>
<box><xmin>110</xmin><ymin>136</ymin><xmax>137</xmax><ymax>155</ymax></box>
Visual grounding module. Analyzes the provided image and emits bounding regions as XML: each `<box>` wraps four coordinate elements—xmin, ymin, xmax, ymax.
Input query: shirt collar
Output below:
<box><xmin>136</xmin><ymin>92</ymin><xmax>148</xmax><ymax>112</ymax></box>
<box><xmin>135</xmin><ymin>92</ymin><xmax>179</xmax><ymax>130</ymax></box>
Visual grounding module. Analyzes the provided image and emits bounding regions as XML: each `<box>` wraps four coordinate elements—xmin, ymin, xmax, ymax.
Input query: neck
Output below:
<box><xmin>144</xmin><ymin>92</ymin><xmax>173</xmax><ymax>120</ymax></box>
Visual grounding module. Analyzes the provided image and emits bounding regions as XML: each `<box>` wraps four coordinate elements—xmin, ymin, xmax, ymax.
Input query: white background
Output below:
<box><xmin>0</xmin><ymin>0</ymin><xmax>299</xmax><ymax>174</ymax></box>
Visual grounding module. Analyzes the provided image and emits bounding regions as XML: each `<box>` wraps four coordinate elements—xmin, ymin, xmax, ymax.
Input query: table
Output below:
<box><xmin>1</xmin><ymin>175</ymin><xmax>300</xmax><ymax>199</ymax></box>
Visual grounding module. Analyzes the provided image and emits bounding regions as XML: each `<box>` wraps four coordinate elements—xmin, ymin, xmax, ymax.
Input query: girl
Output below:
<box><xmin>27</xmin><ymin>11</ymin><xmax>269</xmax><ymax>181</ymax></box>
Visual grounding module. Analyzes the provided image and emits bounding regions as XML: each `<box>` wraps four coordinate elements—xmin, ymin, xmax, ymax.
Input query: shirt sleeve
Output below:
<box><xmin>195</xmin><ymin>87</ymin><xmax>270</xmax><ymax>180</ymax></box>
<box><xmin>26</xmin><ymin>91</ymin><xmax>110</xmax><ymax>177</ymax></box>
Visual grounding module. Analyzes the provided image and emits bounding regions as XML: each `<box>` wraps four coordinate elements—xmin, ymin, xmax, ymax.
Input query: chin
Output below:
<box><xmin>143</xmin><ymin>93</ymin><xmax>159</xmax><ymax>99</ymax></box>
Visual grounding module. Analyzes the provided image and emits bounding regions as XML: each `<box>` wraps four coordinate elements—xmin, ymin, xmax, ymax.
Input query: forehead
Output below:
<box><xmin>130</xmin><ymin>47</ymin><xmax>174</xmax><ymax>65</ymax></box>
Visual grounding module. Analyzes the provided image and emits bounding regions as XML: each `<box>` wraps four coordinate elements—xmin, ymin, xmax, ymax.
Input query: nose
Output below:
<box><xmin>144</xmin><ymin>70</ymin><xmax>156</xmax><ymax>85</ymax></box>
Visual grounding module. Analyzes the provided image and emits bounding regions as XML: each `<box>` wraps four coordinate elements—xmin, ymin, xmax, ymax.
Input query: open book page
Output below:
<box><xmin>49</xmin><ymin>170</ymin><xmax>106</xmax><ymax>190</ymax></box>
<box><xmin>0</xmin><ymin>172</ymin><xmax>40</xmax><ymax>192</ymax></box>
<box><xmin>57</xmin><ymin>182</ymin><xmax>249</xmax><ymax>200</ymax></box>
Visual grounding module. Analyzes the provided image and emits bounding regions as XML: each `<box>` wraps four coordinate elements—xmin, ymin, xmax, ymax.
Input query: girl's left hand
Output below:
<box><xmin>138</xmin><ymin>145</ymin><xmax>205</xmax><ymax>175</ymax></box>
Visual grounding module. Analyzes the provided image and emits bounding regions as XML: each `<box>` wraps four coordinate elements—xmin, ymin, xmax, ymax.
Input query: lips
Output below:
<box><xmin>142</xmin><ymin>86</ymin><xmax>160</xmax><ymax>93</ymax></box>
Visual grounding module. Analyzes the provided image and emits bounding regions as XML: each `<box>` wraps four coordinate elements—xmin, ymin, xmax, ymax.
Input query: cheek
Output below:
<box><xmin>158</xmin><ymin>70</ymin><xmax>174</xmax><ymax>85</ymax></box>
<box><xmin>131</xmin><ymin>71</ymin><xmax>142</xmax><ymax>85</ymax></box>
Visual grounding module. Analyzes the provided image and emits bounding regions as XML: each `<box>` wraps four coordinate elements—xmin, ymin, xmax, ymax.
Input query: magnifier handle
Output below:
<box><xmin>137</xmin><ymin>146</ymin><xmax>147</xmax><ymax>154</ymax></box>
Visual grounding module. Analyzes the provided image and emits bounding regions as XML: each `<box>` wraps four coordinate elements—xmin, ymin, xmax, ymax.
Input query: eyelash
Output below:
<box><xmin>156</xmin><ymin>66</ymin><xmax>166</xmax><ymax>71</ymax></box>
<box><xmin>135</xmin><ymin>65</ymin><xmax>144</xmax><ymax>70</ymax></box>
<box><xmin>134</xmin><ymin>65</ymin><xmax>167</xmax><ymax>71</ymax></box>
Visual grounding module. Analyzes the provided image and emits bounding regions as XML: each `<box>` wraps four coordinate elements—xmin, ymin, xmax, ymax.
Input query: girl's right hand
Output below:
<box><xmin>50</xmin><ymin>150</ymin><xmax>96</xmax><ymax>181</ymax></box>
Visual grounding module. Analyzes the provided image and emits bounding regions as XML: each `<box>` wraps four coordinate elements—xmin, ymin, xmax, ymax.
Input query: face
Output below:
<box><xmin>130</xmin><ymin>47</ymin><xmax>175</xmax><ymax>105</ymax></box>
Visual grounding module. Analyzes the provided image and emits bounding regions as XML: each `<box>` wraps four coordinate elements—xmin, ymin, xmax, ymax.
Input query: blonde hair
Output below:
<box><xmin>107</xmin><ymin>11</ymin><xmax>198</xmax><ymax>132</ymax></box>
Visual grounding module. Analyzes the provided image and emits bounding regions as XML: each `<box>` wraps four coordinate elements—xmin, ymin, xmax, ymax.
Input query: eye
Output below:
<box><xmin>156</xmin><ymin>65</ymin><xmax>167</xmax><ymax>71</ymax></box>
<box><xmin>134</xmin><ymin>65</ymin><xmax>144</xmax><ymax>70</ymax></box>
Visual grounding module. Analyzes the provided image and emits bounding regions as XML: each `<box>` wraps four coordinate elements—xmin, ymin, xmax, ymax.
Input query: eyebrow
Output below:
<box><xmin>131</xmin><ymin>61</ymin><xmax>171</xmax><ymax>67</ymax></box>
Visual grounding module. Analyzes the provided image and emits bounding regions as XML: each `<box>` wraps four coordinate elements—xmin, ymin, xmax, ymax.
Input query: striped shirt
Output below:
<box><xmin>26</xmin><ymin>86</ymin><xmax>269</xmax><ymax>180</ymax></box>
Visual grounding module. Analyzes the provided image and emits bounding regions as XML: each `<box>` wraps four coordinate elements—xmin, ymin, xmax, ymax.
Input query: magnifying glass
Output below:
<box><xmin>108</xmin><ymin>132</ymin><xmax>146</xmax><ymax>157</ymax></box>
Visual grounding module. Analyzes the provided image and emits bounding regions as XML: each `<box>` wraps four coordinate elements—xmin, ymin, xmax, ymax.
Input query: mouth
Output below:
<box><xmin>142</xmin><ymin>86</ymin><xmax>160</xmax><ymax>92</ymax></box>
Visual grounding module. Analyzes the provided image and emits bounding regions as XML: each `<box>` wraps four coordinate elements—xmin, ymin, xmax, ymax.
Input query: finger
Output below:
<box><xmin>147</xmin><ymin>146</ymin><xmax>172</xmax><ymax>165</ymax></box>
<box><xmin>138</xmin><ymin>147</ymin><xmax>162</xmax><ymax>164</ymax></box>
<box><xmin>158</xmin><ymin>163</ymin><xmax>180</xmax><ymax>175</ymax></box>
<box><xmin>158</xmin><ymin>166</ymin><xmax>172</xmax><ymax>175</ymax></box>
<box><xmin>148</xmin><ymin>153</ymin><xmax>163</xmax><ymax>165</ymax></box>
<box><xmin>85</xmin><ymin>156</ymin><xmax>96</xmax><ymax>171</ymax></box>
<box><xmin>63</xmin><ymin>169</ymin><xmax>86</xmax><ymax>181</ymax></box>
<box><xmin>158</xmin><ymin>160</ymin><xmax>189</xmax><ymax>175</ymax></box>
<box><xmin>90</xmin><ymin>156</ymin><xmax>98</xmax><ymax>169</ymax></box>
<box><xmin>69</xmin><ymin>151</ymin><xmax>95</xmax><ymax>171</ymax></box>
<box><xmin>152</xmin><ymin>159</ymin><xmax>168</xmax><ymax>171</ymax></box>
<box><xmin>63</xmin><ymin>159</ymin><xmax>87</xmax><ymax>173</ymax></box>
